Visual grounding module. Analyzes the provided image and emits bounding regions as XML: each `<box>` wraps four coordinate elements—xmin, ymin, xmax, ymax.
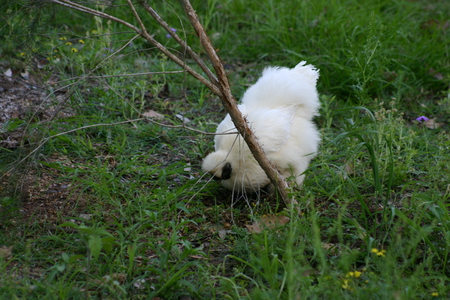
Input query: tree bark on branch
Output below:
<box><xmin>47</xmin><ymin>0</ymin><xmax>294</xmax><ymax>206</ymax></box>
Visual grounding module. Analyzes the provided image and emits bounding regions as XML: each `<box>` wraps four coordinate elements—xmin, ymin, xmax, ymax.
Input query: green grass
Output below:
<box><xmin>1</xmin><ymin>0</ymin><xmax>450</xmax><ymax>298</ymax></box>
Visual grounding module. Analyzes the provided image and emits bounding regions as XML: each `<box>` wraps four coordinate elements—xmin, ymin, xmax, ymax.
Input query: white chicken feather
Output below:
<box><xmin>202</xmin><ymin>61</ymin><xmax>320</xmax><ymax>193</ymax></box>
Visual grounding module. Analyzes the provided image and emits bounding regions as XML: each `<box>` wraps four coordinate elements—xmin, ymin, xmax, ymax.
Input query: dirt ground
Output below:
<box><xmin>0</xmin><ymin>62</ymin><xmax>83</xmax><ymax>225</ymax></box>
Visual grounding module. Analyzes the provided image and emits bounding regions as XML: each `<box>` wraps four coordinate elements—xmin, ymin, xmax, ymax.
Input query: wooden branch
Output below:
<box><xmin>140</xmin><ymin>2</ymin><xmax>219</xmax><ymax>87</ymax></box>
<box><xmin>180</xmin><ymin>0</ymin><xmax>291</xmax><ymax>205</ymax></box>
<box><xmin>1</xmin><ymin>117</ymin><xmax>237</xmax><ymax>179</ymax></box>
<box><xmin>49</xmin><ymin>0</ymin><xmax>221</xmax><ymax>95</ymax></box>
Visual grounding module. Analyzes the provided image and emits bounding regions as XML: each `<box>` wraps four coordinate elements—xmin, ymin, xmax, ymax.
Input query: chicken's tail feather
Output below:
<box><xmin>294</xmin><ymin>61</ymin><xmax>320</xmax><ymax>85</ymax></box>
<box><xmin>241</xmin><ymin>61</ymin><xmax>320</xmax><ymax>118</ymax></box>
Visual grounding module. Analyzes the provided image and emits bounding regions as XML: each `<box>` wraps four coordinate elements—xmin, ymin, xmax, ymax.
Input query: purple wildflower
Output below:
<box><xmin>102</xmin><ymin>47</ymin><xmax>115</xmax><ymax>56</ymax></box>
<box><xmin>416</xmin><ymin>116</ymin><xmax>429</xmax><ymax>123</ymax></box>
<box><xmin>166</xmin><ymin>28</ymin><xmax>177</xmax><ymax>38</ymax></box>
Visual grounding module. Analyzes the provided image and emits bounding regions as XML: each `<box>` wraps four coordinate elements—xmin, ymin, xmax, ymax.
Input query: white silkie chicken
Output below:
<box><xmin>202</xmin><ymin>61</ymin><xmax>320</xmax><ymax>193</ymax></box>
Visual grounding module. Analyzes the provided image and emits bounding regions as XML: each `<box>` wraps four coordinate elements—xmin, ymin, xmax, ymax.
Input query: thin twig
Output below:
<box><xmin>141</xmin><ymin>2</ymin><xmax>219</xmax><ymax>86</ymax></box>
<box><xmin>50</xmin><ymin>0</ymin><xmax>140</xmax><ymax>30</ymax></box>
<box><xmin>3</xmin><ymin>118</ymin><xmax>144</xmax><ymax>178</ymax></box>
<box><xmin>146</xmin><ymin>118</ymin><xmax>238</xmax><ymax>136</ymax></box>
<box><xmin>2</xmin><ymin>117</ymin><xmax>237</xmax><ymax>179</ymax></box>
<box><xmin>49</xmin><ymin>0</ymin><xmax>221</xmax><ymax>95</ymax></box>
<box><xmin>55</xmin><ymin>70</ymin><xmax>186</xmax><ymax>83</ymax></box>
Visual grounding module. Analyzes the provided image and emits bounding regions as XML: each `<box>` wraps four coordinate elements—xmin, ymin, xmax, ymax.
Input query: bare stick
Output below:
<box><xmin>49</xmin><ymin>0</ymin><xmax>221</xmax><ymax>95</ymax></box>
<box><xmin>141</xmin><ymin>2</ymin><xmax>219</xmax><ymax>86</ymax></box>
<box><xmin>1</xmin><ymin>117</ymin><xmax>237</xmax><ymax>179</ymax></box>
<box><xmin>2</xmin><ymin>118</ymin><xmax>145</xmax><ymax>178</ymax></box>
<box><xmin>180</xmin><ymin>0</ymin><xmax>291</xmax><ymax>205</ymax></box>
<box><xmin>54</xmin><ymin>71</ymin><xmax>186</xmax><ymax>83</ymax></box>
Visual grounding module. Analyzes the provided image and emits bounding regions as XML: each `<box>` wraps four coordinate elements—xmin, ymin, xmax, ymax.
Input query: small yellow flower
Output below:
<box><xmin>54</xmin><ymin>49</ymin><xmax>59</xmax><ymax>53</ymax></box>
<box><xmin>19</xmin><ymin>52</ymin><xmax>26</xmax><ymax>57</ymax></box>
<box><xmin>341</xmin><ymin>279</ymin><xmax>353</xmax><ymax>290</ymax></box>
<box><xmin>371</xmin><ymin>248</ymin><xmax>386</xmax><ymax>257</ymax></box>
<box><xmin>431</xmin><ymin>292</ymin><xmax>439</xmax><ymax>297</ymax></box>
<box><xmin>346</xmin><ymin>271</ymin><xmax>362</xmax><ymax>278</ymax></box>
<box><xmin>59</xmin><ymin>37</ymin><xmax>67</xmax><ymax>41</ymax></box>
<box><xmin>65</xmin><ymin>42</ymin><xmax>72</xmax><ymax>46</ymax></box>
<box><xmin>78</xmin><ymin>39</ymin><xmax>84</xmax><ymax>44</ymax></box>
<box><xmin>71</xmin><ymin>48</ymin><xmax>78</xmax><ymax>53</ymax></box>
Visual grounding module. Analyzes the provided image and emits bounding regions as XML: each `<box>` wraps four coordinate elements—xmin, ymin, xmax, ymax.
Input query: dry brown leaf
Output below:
<box><xmin>301</xmin><ymin>269</ymin><xmax>316</xmax><ymax>277</ymax></box>
<box><xmin>423</xmin><ymin>119</ymin><xmax>443</xmax><ymax>129</ymax></box>
<box><xmin>246</xmin><ymin>214</ymin><xmax>290</xmax><ymax>233</ymax></box>
<box><xmin>245</xmin><ymin>222</ymin><xmax>262</xmax><ymax>234</ymax></box>
<box><xmin>218</xmin><ymin>229</ymin><xmax>228</xmax><ymax>240</ymax></box>
<box><xmin>343</xmin><ymin>160</ymin><xmax>355</xmax><ymax>175</ymax></box>
<box><xmin>428</xmin><ymin>68</ymin><xmax>445</xmax><ymax>80</ymax></box>
<box><xmin>142</xmin><ymin>110</ymin><xmax>164</xmax><ymax>120</ymax></box>
<box><xmin>0</xmin><ymin>246</ymin><xmax>13</xmax><ymax>260</ymax></box>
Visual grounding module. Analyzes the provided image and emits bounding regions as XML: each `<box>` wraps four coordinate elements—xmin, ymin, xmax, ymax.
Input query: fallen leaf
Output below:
<box><xmin>133</xmin><ymin>278</ymin><xmax>146</xmax><ymax>290</ymax></box>
<box><xmin>428</xmin><ymin>68</ymin><xmax>444</xmax><ymax>80</ymax></box>
<box><xmin>176</xmin><ymin>113</ymin><xmax>191</xmax><ymax>124</ymax></box>
<box><xmin>246</xmin><ymin>222</ymin><xmax>262</xmax><ymax>234</ymax></box>
<box><xmin>4</xmin><ymin>68</ymin><xmax>12</xmax><ymax>77</ymax></box>
<box><xmin>36</xmin><ymin>58</ymin><xmax>49</xmax><ymax>69</ymax></box>
<box><xmin>0</xmin><ymin>246</ymin><xmax>13</xmax><ymax>260</ymax></box>
<box><xmin>422</xmin><ymin>119</ymin><xmax>443</xmax><ymax>129</ymax></box>
<box><xmin>246</xmin><ymin>215</ymin><xmax>290</xmax><ymax>233</ymax></box>
<box><xmin>218</xmin><ymin>229</ymin><xmax>228</xmax><ymax>240</ymax></box>
<box><xmin>343</xmin><ymin>160</ymin><xmax>355</xmax><ymax>175</ymax></box>
<box><xmin>109</xmin><ymin>273</ymin><xmax>127</xmax><ymax>283</ymax></box>
<box><xmin>79</xmin><ymin>213</ymin><xmax>92</xmax><ymax>220</ymax></box>
<box><xmin>421</xmin><ymin>19</ymin><xmax>450</xmax><ymax>30</ymax></box>
<box><xmin>433</xmin><ymin>72</ymin><xmax>444</xmax><ymax>80</ymax></box>
<box><xmin>20</xmin><ymin>70</ymin><xmax>30</xmax><ymax>80</ymax></box>
<box><xmin>142</xmin><ymin>110</ymin><xmax>164</xmax><ymax>120</ymax></box>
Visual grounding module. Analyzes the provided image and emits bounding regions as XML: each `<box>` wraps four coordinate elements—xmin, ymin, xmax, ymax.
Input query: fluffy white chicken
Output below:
<box><xmin>202</xmin><ymin>61</ymin><xmax>320</xmax><ymax>193</ymax></box>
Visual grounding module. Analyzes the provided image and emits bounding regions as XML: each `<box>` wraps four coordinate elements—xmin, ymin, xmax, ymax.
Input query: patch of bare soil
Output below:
<box><xmin>0</xmin><ymin>67</ymin><xmax>74</xmax><ymax>147</ymax></box>
<box><xmin>2</xmin><ymin>168</ymin><xmax>84</xmax><ymax>225</ymax></box>
<box><xmin>0</xmin><ymin>64</ymin><xmax>82</xmax><ymax>225</ymax></box>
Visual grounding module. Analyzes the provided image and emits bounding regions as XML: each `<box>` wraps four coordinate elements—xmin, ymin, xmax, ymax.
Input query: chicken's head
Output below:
<box><xmin>202</xmin><ymin>149</ymin><xmax>270</xmax><ymax>193</ymax></box>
